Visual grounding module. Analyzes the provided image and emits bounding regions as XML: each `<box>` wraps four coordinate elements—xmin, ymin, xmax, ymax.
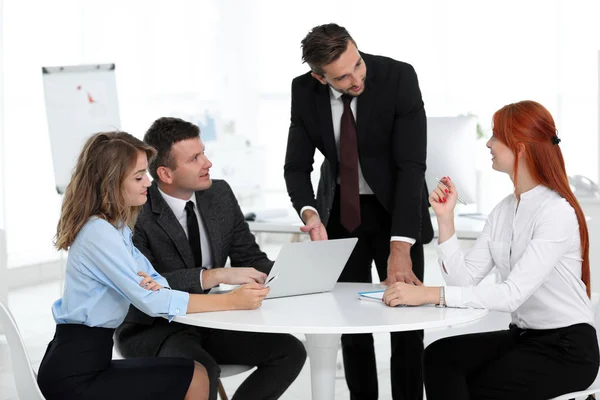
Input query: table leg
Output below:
<box><xmin>305</xmin><ymin>333</ymin><xmax>341</xmax><ymax>400</ymax></box>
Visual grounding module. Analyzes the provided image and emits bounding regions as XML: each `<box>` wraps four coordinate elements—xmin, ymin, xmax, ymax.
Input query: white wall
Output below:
<box><xmin>0</xmin><ymin>0</ymin><xmax>599</xmax><ymax>272</ymax></box>
<box><xmin>0</xmin><ymin>0</ymin><xmax>7</xmax><ymax>307</ymax></box>
<box><xmin>252</xmin><ymin>0</ymin><xmax>600</xmax><ymax>214</ymax></box>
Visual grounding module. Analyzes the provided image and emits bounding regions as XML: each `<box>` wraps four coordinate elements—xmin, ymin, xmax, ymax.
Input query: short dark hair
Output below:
<box><xmin>301</xmin><ymin>23</ymin><xmax>356</xmax><ymax>75</ymax></box>
<box><xmin>144</xmin><ymin>117</ymin><xmax>200</xmax><ymax>181</ymax></box>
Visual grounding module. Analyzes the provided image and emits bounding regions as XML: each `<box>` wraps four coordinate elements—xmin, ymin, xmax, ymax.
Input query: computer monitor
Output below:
<box><xmin>425</xmin><ymin>116</ymin><xmax>478</xmax><ymax>204</ymax></box>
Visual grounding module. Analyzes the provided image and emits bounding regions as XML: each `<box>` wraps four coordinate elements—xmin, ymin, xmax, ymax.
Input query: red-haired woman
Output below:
<box><xmin>383</xmin><ymin>100</ymin><xmax>599</xmax><ymax>399</ymax></box>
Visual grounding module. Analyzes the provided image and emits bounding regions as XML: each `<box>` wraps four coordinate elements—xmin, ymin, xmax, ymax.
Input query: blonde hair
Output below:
<box><xmin>55</xmin><ymin>132</ymin><xmax>156</xmax><ymax>250</ymax></box>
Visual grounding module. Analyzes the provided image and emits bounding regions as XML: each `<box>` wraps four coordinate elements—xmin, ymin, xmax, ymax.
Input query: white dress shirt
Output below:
<box><xmin>437</xmin><ymin>185</ymin><xmax>593</xmax><ymax>330</ymax></box>
<box><xmin>329</xmin><ymin>88</ymin><xmax>374</xmax><ymax>195</ymax></box>
<box><xmin>158</xmin><ymin>188</ymin><xmax>214</xmax><ymax>288</ymax></box>
<box><xmin>301</xmin><ymin>86</ymin><xmax>415</xmax><ymax>244</ymax></box>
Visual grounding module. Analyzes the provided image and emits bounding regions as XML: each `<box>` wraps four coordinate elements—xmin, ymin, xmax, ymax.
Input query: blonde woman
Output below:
<box><xmin>37</xmin><ymin>132</ymin><xmax>269</xmax><ymax>400</ymax></box>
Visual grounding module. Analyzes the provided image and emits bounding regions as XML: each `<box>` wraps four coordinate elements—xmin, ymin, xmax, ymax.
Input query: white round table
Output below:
<box><xmin>174</xmin><ymin>283</ymin><xmax>488</xmax><ymax>400</ymax></box>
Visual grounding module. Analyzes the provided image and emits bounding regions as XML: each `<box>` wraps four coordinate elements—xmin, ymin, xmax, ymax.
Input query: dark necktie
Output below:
<box><xmin>185</xmin><ymin>201</ymin><xmax>203</xmax><ymax>267</ymax></box>
<box><xmin>339</xmin><ymin>94</ymin><xmax>361</xmax><ymax>232</ymax></box>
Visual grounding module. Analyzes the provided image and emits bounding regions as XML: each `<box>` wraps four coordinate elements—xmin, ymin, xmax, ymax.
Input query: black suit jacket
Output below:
<box><xmin>119</xmin><ymin>180</ymin><xmax>272</xmax><ymax>338</ymax></box>
<box><xmin>284</xmin><ymin>52</ymin><xmax>433</xmax><ymax>244</ymax></box>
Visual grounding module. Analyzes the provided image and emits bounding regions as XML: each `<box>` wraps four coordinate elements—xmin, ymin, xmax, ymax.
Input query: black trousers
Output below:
<box><xmin>38</xmin><ymin>324</ymin><xmax>194</xmax><ymax>400</ymax></box>
<box><xmin>327</xmin><ymin>189</ymin><xmax>425</xmax><ymax>400</ymax></box>
<box><xmin>424</xmin><ymin>323</ymin><xmax>600</xmax><ymax>400</ymax></box>
<box><xmin>117</xmin><ymin>319</ymin><xmax>307</xmax><ymax>400</ymax></box>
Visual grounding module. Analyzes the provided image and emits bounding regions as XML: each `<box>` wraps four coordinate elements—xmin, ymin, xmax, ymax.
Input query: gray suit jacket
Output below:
<box><xmin>116</xmin><ymin>180</ymin><xmax>273</xmax><ymax>353</ymax></box>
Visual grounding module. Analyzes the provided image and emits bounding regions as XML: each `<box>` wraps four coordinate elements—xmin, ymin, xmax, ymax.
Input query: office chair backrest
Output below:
<box><xmin>592</xmin><ymin>292</ymin><xmax>600</xmax><ymax>361</ymax></box>
<box><xmin>549</xmin><ymin>292</ymin><xmax>600</xmax><ymax>400</ymax></box>
<box><xmin>0</xmin><ymin>298</ymin><xmax>46</xmax><ymax>399</ymax></box>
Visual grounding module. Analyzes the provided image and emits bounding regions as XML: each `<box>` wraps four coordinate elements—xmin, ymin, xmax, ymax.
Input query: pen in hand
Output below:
<box><xmin>434</xmin><ymin>177</ymin><xmax>467</xmax><ymax>205</ymax></box>
<box><xmin>264</xmin><ymin>275</ymin><xmax>278</xmax><ymax>288</ymax></box>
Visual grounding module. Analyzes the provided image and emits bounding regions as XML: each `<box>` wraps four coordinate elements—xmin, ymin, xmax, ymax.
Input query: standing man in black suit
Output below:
<box><xmin>284</xmin><ymin>24</ymin><xmax>433</xmax><ymax>400</ymax></box>
<box><xmin>115</xmin><ymin>117</ymin><xmax>306</xmax><ymax>400</ymax></box>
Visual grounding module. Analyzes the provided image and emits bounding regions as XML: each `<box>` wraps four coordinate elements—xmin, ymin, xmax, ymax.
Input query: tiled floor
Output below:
<box><xmin>1</xmin><ymin>241</ymin><xmax>513</xmax><ymax>399</ymax></box>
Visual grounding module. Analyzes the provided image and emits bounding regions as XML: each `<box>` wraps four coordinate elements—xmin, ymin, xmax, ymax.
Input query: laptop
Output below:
<box><xmin>264</xmin><ymin>238</ymin><xmax>358</xmax><ymax>299</ymax></box>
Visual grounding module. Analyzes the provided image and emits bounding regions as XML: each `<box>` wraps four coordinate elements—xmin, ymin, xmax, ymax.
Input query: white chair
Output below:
<box><xmin>549</xmin><ymin>293</ymin><xmax>600</xmax><ymax>400</ymax></box>
<box><xmin>550</xmin><ymin>380</ymin><xmax>600</xmax><ymax>400</ymax></box>
<box><xmin>218</xmin><ymin>364</ymin><xmax>254</xmax><ymax>400</ymax></box>
<box><xmin>0</xmin><ymin>298</ymin><xmax>46</xmax><ymax>399</ymax></box>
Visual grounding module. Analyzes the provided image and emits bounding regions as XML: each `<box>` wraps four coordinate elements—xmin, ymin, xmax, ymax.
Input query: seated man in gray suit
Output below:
<box><xmin>115</xmin><ymin>117</ymin><xmax>307</xmax><ymax>400</ymax></box>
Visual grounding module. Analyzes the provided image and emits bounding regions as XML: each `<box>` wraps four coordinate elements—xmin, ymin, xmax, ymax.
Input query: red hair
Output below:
<box><xmin>492</xmin><ymin>100</ymin><xmax>590</xmax><ymax>297</ymax></box>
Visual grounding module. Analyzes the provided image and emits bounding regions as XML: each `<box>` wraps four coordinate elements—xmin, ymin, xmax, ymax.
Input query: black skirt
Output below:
<box><xmin>37</xmin><ymin>324</ymin><xmax>194</xmax><ymax>400</ymax></box>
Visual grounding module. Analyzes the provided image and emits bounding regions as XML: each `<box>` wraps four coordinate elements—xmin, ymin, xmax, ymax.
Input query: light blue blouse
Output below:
<box><xmin>52</xmin><ymin>217</ymin><xmax>190</xmax><ymax>328</ymax></box>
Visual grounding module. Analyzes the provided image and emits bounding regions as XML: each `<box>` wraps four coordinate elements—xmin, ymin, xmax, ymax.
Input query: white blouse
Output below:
<box><xmin>437</xmin><ymin>185</ymin><xmax>593</xmax><ymax>330</ymax></box>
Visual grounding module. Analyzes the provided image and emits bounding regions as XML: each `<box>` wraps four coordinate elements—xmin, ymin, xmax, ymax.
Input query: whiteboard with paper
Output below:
<box><xmin>42</xmin><ymin>64</ymin><xmax>121</xmax><ymax>193</ymax></box>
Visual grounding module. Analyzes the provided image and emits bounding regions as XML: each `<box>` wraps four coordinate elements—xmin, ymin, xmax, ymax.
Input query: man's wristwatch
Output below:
<box><xmin>437</xmin><ymin>286</ymin><xmax>446</xmax><ymax>308</ymax></box>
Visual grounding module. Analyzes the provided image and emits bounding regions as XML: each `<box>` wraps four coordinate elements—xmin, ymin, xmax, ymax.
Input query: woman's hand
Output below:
<box><xmin>226</xmin><ymin>282</ymin><xmax>270</xmax><ymax>310</ymax></box>
<box><xmin>137</xmin><ymin>271</ymin><xmax>163</xmax><ymax>291</ymax></box>
<box><xmin>429</xmin><ymin>176</ymin><xmax>458</xmax><ymax>218</ymax></box>
<box><xmin>383</xmin><ymin>282</ymin><xmax>440</xmax><ymax>307</ymax></box>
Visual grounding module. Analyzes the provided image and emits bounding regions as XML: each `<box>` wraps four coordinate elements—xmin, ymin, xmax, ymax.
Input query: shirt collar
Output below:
<box><xmin>329</xmin><ymin>85</ymin><xmax>344</xmax><ymax>101</ymax></box>
<box><xmin>157</xmin><ymin>187</ymin><xmax>196</xmax><ymax>219</ymax></box>
<box><xmin>517</xmin><ymin>184</ymin><xmax>550</xmax><ymax>201</ymax></box>
<box><xmin>91</xmin><ymin>215</ymin><xmax>131</xmax><ymax>244</ymax></box>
